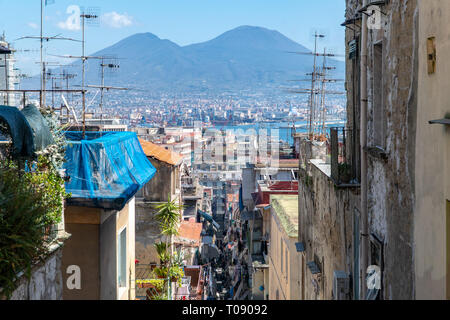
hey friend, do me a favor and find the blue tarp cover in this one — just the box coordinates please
[0,105,53,157]
[64,131,156,210]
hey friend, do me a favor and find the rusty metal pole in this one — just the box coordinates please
[82,13,86,139]
[360,0,369,300]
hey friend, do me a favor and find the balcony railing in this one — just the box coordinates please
[329,127,360,186]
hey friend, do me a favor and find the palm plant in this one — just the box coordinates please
[154,194,183,237]
[154,241,170,267]
[154,194,183,300]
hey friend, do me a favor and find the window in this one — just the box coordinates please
[280,241,284,273]
[118,228,127,288]
[175,167,180,190]
[171,169,176,196]
[427,37,436,75]
[373,42,385,148]
[285,249,289,281]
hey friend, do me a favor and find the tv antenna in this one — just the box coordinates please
[80,7,100,137]
[15,0,81,108]
[287,32,344,138]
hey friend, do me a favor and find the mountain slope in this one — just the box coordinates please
[24,26,345,94]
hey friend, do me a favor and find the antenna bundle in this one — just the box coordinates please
[286,32,345,139]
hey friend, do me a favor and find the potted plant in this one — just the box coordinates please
[137,279,165,291]
[338,162,352,184]
[168,266,184,286]
[154,241,171,267]
[154,267,168,279]
[154,195,184,299]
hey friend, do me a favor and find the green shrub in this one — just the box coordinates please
[0,157,69,298]
[0,107,69,299]
[0,166,56,298]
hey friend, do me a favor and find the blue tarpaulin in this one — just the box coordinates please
[64,131,156,210]
[0,105,53,157]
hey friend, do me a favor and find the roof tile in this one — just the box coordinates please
[139,138,183,166]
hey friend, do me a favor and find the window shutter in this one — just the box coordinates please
[349,39,358,60]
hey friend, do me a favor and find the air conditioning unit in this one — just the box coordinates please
[333,271,350,300]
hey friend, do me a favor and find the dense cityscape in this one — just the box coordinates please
[0,0,449,312]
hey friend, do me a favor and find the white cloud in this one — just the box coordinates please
[57,19,80,31]
[102,12,133,28]
[28,22,38,29]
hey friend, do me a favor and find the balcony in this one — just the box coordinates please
[329,127,360,187]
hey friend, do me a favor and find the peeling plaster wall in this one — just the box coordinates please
[366,0,417,300]
[298,140,359,300]
[8,248,64,300]
[346,0,418,300]
[135,202,162,265]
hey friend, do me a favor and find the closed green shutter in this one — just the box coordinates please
[349,39,358,60]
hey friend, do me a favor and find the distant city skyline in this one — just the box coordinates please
[0,0,345,76]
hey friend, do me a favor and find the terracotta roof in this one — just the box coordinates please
[255,180,298,206]
[267,180,298,191]
[138,138,183,166]
[255,158,299,168]
[177,220,203,245]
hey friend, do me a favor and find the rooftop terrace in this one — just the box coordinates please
[270,194,298,238]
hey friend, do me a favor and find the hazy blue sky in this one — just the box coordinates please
[0,0,346,75]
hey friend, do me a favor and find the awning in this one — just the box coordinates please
[429,119,450,126]
[239,185,244,211]
[358,0,388,13]
[198,209,220,230]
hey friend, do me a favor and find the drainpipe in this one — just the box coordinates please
[360,0,369,299]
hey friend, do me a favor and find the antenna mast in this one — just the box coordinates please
[80,10,99,138]
[40,0,43,107]
[287,32,345,139]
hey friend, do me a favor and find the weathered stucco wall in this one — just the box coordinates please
[8,247,64,300]
[135,202,163,264]
[298,157,359,300]
[139,159,175,202]
[345,0,418,300]
[365,0,418,300]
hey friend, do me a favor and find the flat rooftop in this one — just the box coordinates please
[270,194,298,238]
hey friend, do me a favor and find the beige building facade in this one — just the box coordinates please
[415,0,450,300]
[268,195,300,300]
[62,199,136,300]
